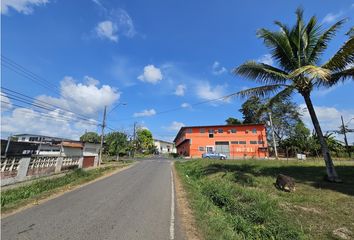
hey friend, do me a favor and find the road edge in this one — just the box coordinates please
[1,162,137,219]
[173,162,202,240]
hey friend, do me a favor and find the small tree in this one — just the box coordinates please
[80,132,100,143]
[105,132,129,157]
[136,129,155,154]
[225,117,243,125]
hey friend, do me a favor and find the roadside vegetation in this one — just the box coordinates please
[1,162,131,213]
[175,159,354,240]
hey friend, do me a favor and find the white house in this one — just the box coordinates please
[153,139,176,154]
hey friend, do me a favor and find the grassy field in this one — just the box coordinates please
[175,159,354,240]
[1,162,131,213]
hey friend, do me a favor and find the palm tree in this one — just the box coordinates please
[233,8,353,182]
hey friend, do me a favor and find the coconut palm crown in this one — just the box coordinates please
[234,8,354,181]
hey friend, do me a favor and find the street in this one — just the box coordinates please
[1,160,184,240]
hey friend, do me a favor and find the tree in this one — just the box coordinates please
[80,132,100,143]
[240,96,263,123]
[234,8,353,181]
[105,132,129,156]
[136,129,155,154]
[225,117,243,125]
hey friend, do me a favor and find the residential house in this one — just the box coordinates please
[153,139,176,154]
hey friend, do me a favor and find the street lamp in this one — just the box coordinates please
[108,102,128,115]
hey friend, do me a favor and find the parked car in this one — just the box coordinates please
[202,152,227,160]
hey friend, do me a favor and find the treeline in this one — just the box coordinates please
[226,96,349,157]
[80,128,157,157]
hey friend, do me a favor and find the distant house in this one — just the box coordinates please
[173,124,268,159]
[14,134,68,144]
[153,139,176,154]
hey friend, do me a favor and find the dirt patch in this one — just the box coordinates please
[173,163,203,240]
[332,227,353,240]
[1,163,136,219]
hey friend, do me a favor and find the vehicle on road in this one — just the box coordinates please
[202,152,227,160]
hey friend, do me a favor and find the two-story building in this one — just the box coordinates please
[173,124,268,159]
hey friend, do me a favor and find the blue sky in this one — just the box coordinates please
[1,0,354,143]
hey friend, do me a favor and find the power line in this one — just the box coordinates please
[1,101,98,126]
[1,87,98,123]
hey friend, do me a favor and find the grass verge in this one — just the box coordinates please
[175,159,354,240]
[1,163,131,214]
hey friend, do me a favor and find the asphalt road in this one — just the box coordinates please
[1,159,184,240]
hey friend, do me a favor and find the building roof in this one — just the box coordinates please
[62,141,83,148]
[173,123,266,143]
[153,139,174,145]
[13,133,74,141]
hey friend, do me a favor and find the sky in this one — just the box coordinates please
[1,0,354,143]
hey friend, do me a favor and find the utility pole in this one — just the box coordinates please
[4,135,12,158]
[99,106,107,166]
[132,122,137,158]
[268,112,278,159]
[341,115,351,158]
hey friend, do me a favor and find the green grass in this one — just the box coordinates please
[175,159,354,240]
[1,163,130,213]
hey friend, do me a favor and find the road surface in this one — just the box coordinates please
[1,159,184,240]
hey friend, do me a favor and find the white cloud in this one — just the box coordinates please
[36,76,120,117]
[1,93,13,112]
[212,61,227,75]
[133,109,156,117]
[181,102,191,108]
[257,54,273,65]
[174,84,186,96]
[93,7,136,42]
[1,0,48,15]
[138,65,163,84]
[165,121,185,131]
[195,81,229,103]
[300,104,354,143]
[322,11,344,24]
[95,20,118,42]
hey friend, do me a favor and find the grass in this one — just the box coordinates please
[1,162,131,213]
[175,159,354,240]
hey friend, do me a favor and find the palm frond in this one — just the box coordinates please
[323,67,354,86]
[289,65,331,81]
[234,61,290,85]
[257,29,297,71]
[266,86,295,107]
[322,36,354,72]
[308,19,347,64]
[236,84,287,99]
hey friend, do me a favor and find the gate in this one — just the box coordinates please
[215,142,230,158]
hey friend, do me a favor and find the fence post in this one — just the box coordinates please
[55,157,63,173]
[78,156,83,169]
[16,157,31,182]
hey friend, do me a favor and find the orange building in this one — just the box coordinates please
[173,124,268,159]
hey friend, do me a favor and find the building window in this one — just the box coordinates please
[218,129,223,133]
[209,133,214,138]
[198,146,205,151]
[250,141,257,144]
[231,129,236,133]
[245,130,249,134]
[258,140,264,144]
[186,128,192,133]
[21,137,26,140]
[231,141,238,144]
[252,128,257,134]
[200,128,206,133]
[239,140,246,144]
[208,129,214,133]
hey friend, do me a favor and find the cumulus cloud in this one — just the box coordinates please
[1,93,13,112]
[133,109,156,117]
[257,54,273,65]
[300,104,354,143]
[37,76,120,117]
[1,108,97,140]
[165,121,185,131]
[1,0,49,15]
[212,61,227,75]
[195,81,229,103]
[174,84,186,96]
[93,7,136,42]
[322,11,344,24]
[138,65,163,84]
[95,20,118,42]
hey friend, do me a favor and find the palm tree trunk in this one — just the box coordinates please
[302,93,341,182]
